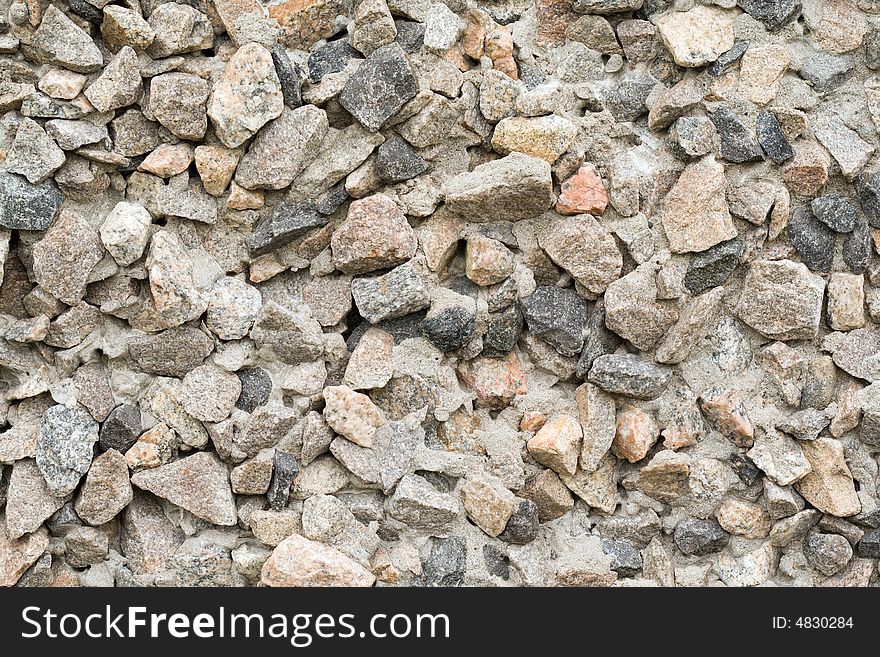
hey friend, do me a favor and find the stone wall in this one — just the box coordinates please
[0,0,878,587]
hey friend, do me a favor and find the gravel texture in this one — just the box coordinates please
[0,0,878,589]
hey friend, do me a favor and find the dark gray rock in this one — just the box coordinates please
[394,20,425,53]
[271,45,302,109]
[800,52,854,93]
[803,531,853,575]
[37,404,99,497]
[674,518,730,556]
[811,195,857,233]
[736,0,801,29]
[482,544,510,579]
[854,170,880,228]
[338,42,419,132]
[858,530,880,558]
[246,199,328,256]
[307,39,363,83]
[416,536,467,586]
[66,0,103,23]
[47,501,82,533]
[587,354,672,400]
[684,237,743,295]
[576,299,622,378]
[375,135,428,183]
[235,367,273,413]
[498,499,539,545]
[728,452,762,486]
[707,41,749,76]
[710,105,763,163]
[605,77,654,122]
[859,410,880,446]
[316,182,350,216]
[787,208,835,272]
[0,172,63,230]
[756,110,793,164]
[843,218,872,274]
[602,538,642,577]
[421,305,476,353]
[266,450,299,511]
[482,305,523,357]
[99,404,142,452]
[867,26,880,70]
[520,286,589,357]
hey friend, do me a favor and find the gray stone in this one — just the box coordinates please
[674,518,730,556]
[36,405,99,498]
[520,286,589,357]
[787,208,835,273]
[756,110,793,164]
[811,195,857,233]
[710,105,763,163]
[376,135,428,183]
[799,52,853,93]
[235,368,273,413]
[99,404,142,453]
[246,199,328,256]
[736,0,800,30]
[843,219,872,274]
[587,354,672,400]
[33,5,103,73]
[498,499,539,545]
[602,538,642,577]
[338,42,418,132]
[803,531,853,576]
[352,262,430,323]
[414,536,466,586]
[683,238,743,295]
[272,44,303,108]
[0,173,62,230]
[267,451,299,510]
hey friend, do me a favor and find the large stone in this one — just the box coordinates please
[83,46,142,113]
[491,115,577,163]
[442,153,553,223]
[33,5,103,73]
[36,405,99,498]
[250,301,324,364]
[520,286,589,357]
[5,118,66,184]
[149,72,210,141]
[795,438,861,517]
[734,260,825,340]
[74,449,133,526]
[235,105,328,190]
[261,533,375,586]
[386,474,461,530]
[656,6,736,67]
[588,354,671,400]
[322,385,385,448]
[538,216,622,295]
[4,459,64,539]
[338,42,418,132]
[130,452,236,525]
[527,415,582,477]
[0,173,62,231]
[673,518,730,555]
[351,262,430,323]
[32,212,104,305]
[604,263,679,351]
[207,42,284,148]
[331,194,417,274]
[660,157,737,254]
[460,477,517,537]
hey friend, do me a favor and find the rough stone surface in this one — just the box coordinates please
[0,0,877,590]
